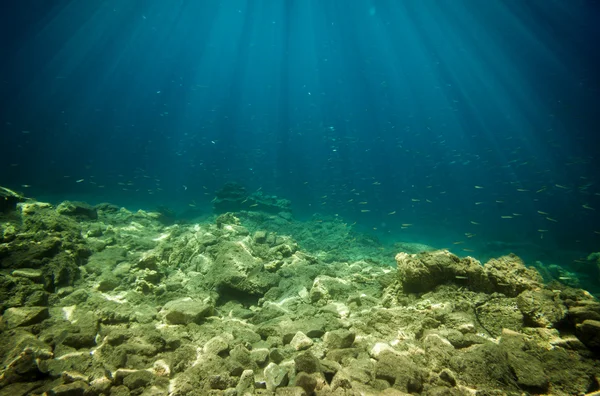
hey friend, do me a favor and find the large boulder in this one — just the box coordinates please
[395,250,542,296]
[206,240,280,297]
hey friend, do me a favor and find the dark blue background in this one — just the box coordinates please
[1,0,599,264]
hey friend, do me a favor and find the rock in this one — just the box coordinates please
[2,307,49,329]
[507,350,548,392]
[290,331,313,351]
[56,201,98,220]
[325,348,359,364]
[369,343,398,360]
[309,275,353,302]
[294,372,318,395]
[254,230,268,244]
[230,344,257,371]
[122,370,155,390]
[0,331,53,387]
[96,274,120,291]
[0,186,26,212]
[294,351,322,374]
[274,387,307,396]
[439,369,457,386]
[475,297,524,337]
[576,319,600,352]
[161,298,214,325]
[204,336,230,355]
[323,329,355,349]
[395,250,487,294]
[517,289,567,328]
[208,374,232,390]
[395,250,542,296]
[264,362,289,391]
[49,380,90,396]
[568,300,600,324]
[330,369,353,391]
[208,240,280,295]
[484,254,544,296]
[236,369,255,395]
[375,352,423,393]
[250,348,270,365]
[11,268,43,283]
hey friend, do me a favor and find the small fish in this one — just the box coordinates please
[411,198,420,202]
[537,211,548,215]
[250,204,259,207]
[470,221,480,225]
[361,209,371,213]
[538,229,548,232]
[546,217,558,222]
[512,213,522,216]
[475,202,483,205]
[474,186,484,189]
[455,276,468,280]
[388,211,396,215]
[347,199,354,203]
[76,179,84,183]
[496,200,504,203]
[401,223,412,227]
[21,184,31,188]
[555,184,568,189]
[516,189,529,192]
[453,241,465,245]
[501,216,513,219]
[582,204,595,211]
[462,248,475,252]
[536,187,547,193]
[359,201,368,204]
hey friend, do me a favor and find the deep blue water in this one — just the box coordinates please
[1,1,599,268]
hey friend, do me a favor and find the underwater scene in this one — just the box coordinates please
[1,1,600,395]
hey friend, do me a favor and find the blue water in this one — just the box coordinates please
[1,1,599,270]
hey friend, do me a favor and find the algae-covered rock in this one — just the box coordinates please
[485,254,543,297]
[0,186,26,212]
[160,297,214,325]
[207,240,280,296]
[516,289,567,328]
[56,200,98,220]
[475,297,524,337]
[576,319,600,352]
[395,250,543,297]
[1,306,49,329]
[395,250,487,293]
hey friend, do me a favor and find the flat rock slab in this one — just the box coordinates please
[2,307,49,329]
